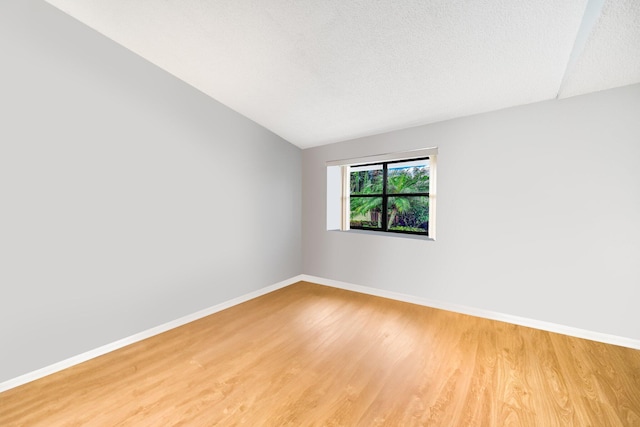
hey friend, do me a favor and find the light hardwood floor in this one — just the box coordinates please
[1,281,640,426]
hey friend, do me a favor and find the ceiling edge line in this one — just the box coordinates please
[555,0,607,99]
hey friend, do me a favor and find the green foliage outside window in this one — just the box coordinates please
[349,159,430,234]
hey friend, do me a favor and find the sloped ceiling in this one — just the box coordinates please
[43,0,640,148]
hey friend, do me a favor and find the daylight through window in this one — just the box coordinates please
[350,157,431,236]
[326,148,437,239]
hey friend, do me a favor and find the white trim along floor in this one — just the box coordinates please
[2,274,638,393]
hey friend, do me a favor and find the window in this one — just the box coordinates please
[350,158,430,235]
[326,148,437,239]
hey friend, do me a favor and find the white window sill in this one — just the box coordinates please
[330,229,435,241]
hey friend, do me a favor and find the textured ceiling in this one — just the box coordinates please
[558,0,640,98]
[43,0,640,148]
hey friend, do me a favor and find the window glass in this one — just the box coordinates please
[349,157,430,236]
[387,159,429,194]
[387,196,429,233]
[350,196,383,230]
[350,164,383,195]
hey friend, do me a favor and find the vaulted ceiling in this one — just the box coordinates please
[44,0,640,148]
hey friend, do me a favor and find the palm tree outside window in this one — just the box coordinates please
[349,158,430,235]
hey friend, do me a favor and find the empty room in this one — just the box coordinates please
[1,0,639,426]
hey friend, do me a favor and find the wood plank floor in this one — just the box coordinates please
[1,281,640,426]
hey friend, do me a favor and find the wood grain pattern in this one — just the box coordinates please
[1,281,639,426]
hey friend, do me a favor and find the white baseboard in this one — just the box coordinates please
[0,275,304,394]
[300,274,640,351]
[4,273,638,394]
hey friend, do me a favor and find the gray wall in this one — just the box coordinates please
[303,83,640,342]
[0,0,301,383]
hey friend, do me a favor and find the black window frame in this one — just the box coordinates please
[349,157,430,236]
